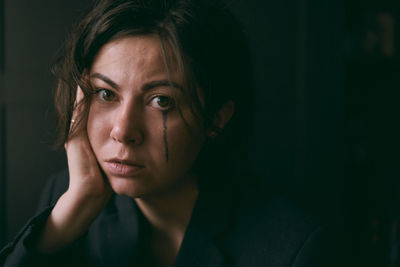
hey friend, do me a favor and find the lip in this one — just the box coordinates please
[104,158,145,177]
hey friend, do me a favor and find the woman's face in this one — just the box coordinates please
[87,35,206,199]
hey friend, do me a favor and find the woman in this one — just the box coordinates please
[1,0,333,266]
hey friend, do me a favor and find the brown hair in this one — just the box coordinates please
[53,0,253,177]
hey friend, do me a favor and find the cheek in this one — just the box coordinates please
[159,113,205,164]
[87,105,112,151]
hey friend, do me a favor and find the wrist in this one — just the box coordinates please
[67,182,112,203]
[36,189,111,253]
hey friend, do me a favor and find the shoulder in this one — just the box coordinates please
[231,177,320,241]
[231,171,318,226]
[226,172,333,266]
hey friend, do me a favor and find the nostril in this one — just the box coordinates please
[110,126,142,145]
[110,109,144,145]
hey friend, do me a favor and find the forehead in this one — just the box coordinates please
[90,35,168,76]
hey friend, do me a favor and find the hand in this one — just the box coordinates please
[65,86,112,199]
[37,87,112,253]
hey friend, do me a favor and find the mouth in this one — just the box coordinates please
[104,158,145,177]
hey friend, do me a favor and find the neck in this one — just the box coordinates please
[135,174,199,242]
[135,175,199,267]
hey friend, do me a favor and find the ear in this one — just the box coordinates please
[208,100,235,138]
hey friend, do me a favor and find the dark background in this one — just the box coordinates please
[0,0,399,265]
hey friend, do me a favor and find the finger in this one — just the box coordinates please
[70,86,86,135]
[75,86,84,107]
[72,86,84,119]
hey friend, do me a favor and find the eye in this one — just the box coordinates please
[150,95,175,110]
[95,89,116,102]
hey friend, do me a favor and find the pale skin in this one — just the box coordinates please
[37,35,234,267]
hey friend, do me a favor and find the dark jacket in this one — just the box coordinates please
[0,170,338,266]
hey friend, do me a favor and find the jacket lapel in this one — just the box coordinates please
[89,194,141,266]
[89,179,235,267]
[174,183,234,267]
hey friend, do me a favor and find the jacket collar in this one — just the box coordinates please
[94,180,235,267]
[174,182,235,267]
[92,194,142,266]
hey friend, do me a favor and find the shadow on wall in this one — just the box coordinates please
[0,0,92,247]
[344,1,400,266]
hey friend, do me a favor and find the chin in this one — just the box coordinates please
[108,176,148,199]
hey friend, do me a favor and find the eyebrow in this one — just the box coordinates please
[142,80,183,92]
[91,73,120,90]
[90,72,183,92]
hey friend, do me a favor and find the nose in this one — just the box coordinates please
[110,102,144,145]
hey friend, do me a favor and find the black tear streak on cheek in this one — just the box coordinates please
[162,110,169,162]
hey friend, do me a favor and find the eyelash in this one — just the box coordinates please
[94,88,116,102]
[149,95,175,110]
